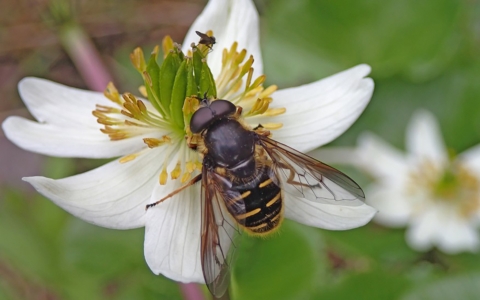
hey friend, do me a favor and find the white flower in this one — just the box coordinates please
[357,110,480,254]
[2,0,375,283]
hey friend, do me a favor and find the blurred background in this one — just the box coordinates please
[1,0,480,299]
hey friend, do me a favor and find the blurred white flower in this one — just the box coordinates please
[357,110,480,253]
[2,0,375,283]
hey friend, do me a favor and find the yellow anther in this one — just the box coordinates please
[171,162,182,179]
[250,75,266,89]
[139,86,148,98]
[181,172,191,183]
[143,136,171,148]
[121,110,135,119]
[97,118,121,126]
[260,85,278,98]
[240,56,254,77]
[137,100,147,113]
[151,45,160,56]
[95,105,121,114]
[183,97,200,115]
[264,107,286,117]
[186,161,196,173]
[124,120,149,127]
[130,47,146,73]
[159,168,168,185]
[261,123,283,130]
[195,161,203,170]
[235,49,247,65]
[104,82,122,105]
[119,153,138,164]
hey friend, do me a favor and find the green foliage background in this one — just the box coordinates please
[1,0,480,299]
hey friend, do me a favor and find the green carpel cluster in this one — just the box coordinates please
[130,35,217,132]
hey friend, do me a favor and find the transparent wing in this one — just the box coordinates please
[201,167,243,298]
[258,136,365,206]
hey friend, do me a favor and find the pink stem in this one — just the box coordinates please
[58,24,112,92]
[179,283,206,300]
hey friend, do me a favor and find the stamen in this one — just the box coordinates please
[213,42,285,129]
[159,168,168,185]
[181,172,191,183]
[139,86,148,98]
[186,161,196,173]
[261,123,283,130]
[130,47,147,73]
[143,136,172,148]
[119,153,138,163]
[408,159,480,219]
[104,82,122,105]
[171,161,182,179]
[264,107,287,117]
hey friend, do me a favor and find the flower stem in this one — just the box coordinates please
[58,24,112,92]
[179,283,206,300]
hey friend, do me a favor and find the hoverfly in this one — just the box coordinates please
[146,98,365,297]
[195,30,216,50]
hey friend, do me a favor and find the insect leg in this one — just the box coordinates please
[145,174,202,210]
[233,106,243,119]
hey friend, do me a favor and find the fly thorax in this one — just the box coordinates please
[204,119,255,168]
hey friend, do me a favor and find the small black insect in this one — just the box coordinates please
[147,97,365,297]
[195,30,216,50]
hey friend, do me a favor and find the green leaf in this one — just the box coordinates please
[264,0,462,81]
[315,266,411,300]
[232,220,325,300]
[401,273,480,300]
[323,225,417,263]
[0,192,59,283]
[61,219,144,279]
[170,59,188,129]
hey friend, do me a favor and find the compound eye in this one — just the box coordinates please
[210,100,236,117]
[190,107,214,133]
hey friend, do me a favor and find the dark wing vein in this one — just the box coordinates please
[258,136,365,205]
[201,168,242,298]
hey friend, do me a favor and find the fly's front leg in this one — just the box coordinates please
[233,106,243,119]
[146,174,202,210]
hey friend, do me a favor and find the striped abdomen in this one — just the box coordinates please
[232,165,283,235]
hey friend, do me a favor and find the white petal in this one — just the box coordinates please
[182,0,263,78]
[18,77,112,129]
[406,206,479,253]
[406,209,443,251]
[144,180,204,283]
[406,110,448,165]
[366,185,412,227]
[284,195,376,230]
[437,218,479,253]
[459,144,480,178]
[5,78,168,158]
[23,147,166,229]
[2,116,149,158]
[260,64,373,153]
[357,132,408,185]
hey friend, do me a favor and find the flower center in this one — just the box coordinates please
[92,31,285,185]
[408,159,480,217]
